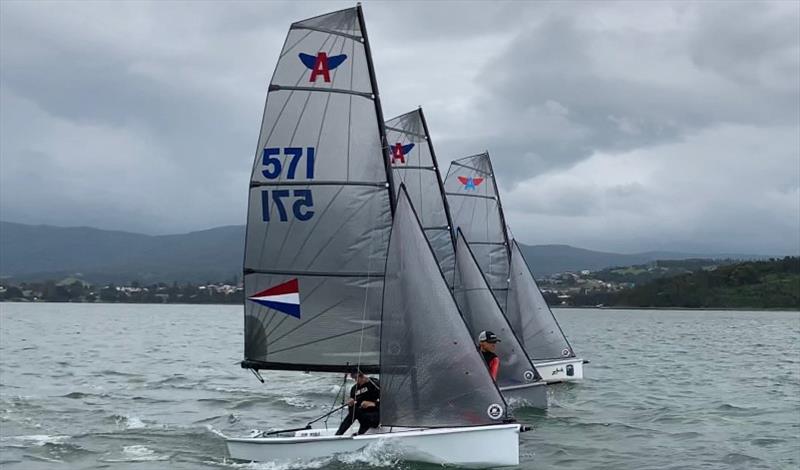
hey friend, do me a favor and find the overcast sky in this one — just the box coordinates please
[1,0,798,255]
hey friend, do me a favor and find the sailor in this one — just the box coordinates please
[478,330,501,381]
[335,371,380,435]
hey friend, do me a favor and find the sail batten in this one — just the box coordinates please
[243,6,392,373]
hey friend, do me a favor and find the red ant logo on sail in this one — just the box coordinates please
[299,53,347,82]
[390,143,415,165]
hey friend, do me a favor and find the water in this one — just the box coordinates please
[1,303,798,469]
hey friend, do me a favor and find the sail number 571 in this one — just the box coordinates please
[260,147,316,222]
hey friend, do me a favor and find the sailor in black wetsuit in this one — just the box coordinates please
[335,372,380,435]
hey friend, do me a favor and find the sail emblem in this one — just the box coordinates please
[298,52,347,82]
[457,176,484,190]
[391,143,415,164]
[248,279,301,318]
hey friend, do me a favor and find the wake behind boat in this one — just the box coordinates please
[226,5,526,467]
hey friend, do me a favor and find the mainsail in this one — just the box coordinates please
[242,6,394,373]
[380,187,508,427]
[507,240,575,360]
[453,230,541,386]
[444,152,510,311]
[385,108,455,286]
[445,152,576,361]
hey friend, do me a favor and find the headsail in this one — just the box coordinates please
[243,6,393,373]
[507,240,575,360]
[444,152,510,311]
[385,108,455,286]
[380,187,508,427]
[454,230,541,385]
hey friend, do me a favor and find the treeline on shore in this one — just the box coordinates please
[0,280,243,304]
[2,257,797,309]
[564,257,799,309]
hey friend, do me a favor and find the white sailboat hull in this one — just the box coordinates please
[534,357,584,383]
[226,423,521,467]
[500,381,548,409]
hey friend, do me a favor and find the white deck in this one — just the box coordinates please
[534,357,585,383]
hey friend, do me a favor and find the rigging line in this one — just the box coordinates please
[346,26,355,180]
[271,34,347,267]
[267,324,377,355]
[255,32,337,265]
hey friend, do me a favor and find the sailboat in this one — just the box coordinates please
[385,108,547,407]
[226,6,525,467]
[444,152,586,383]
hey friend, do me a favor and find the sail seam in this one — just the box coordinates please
[244,268,385,277]
[450,160,490,175]
[444,191,495,201]
[392,165,436,170]
[269,84,373,100]
[291,24,362,42]
[268,324,377,355]
[250,181,386,188]
[384,125,426,138]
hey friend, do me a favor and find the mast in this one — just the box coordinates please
[484,151,511,260]
[357,3,396,215]
[419,107,456,253]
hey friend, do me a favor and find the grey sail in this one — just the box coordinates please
[453,230,541,386]
[444,152,510,311]
[242,6,393,373]
[385,108,455,287]
[508,240,575,360]
[380,187,508,428]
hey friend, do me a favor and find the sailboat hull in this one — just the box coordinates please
[226,423,521,467]
[534,357,585,383]
[500,381,548,409]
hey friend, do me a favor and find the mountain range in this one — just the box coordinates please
[0,221,770,284]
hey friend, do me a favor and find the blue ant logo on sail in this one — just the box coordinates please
[259,147,316,222]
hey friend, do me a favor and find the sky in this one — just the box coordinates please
[1,0,798,255]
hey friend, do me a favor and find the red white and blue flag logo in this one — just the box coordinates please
[248,279,301,318]
[457,176,484,190]
[299,52,347,83]
[391,142,414,164]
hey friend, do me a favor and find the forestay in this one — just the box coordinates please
[385,108,455,287]
[444,153,510,311]
[380,188,509,428]
[453,230,541,386]
[242,6,393,373]
[507,240,575,360]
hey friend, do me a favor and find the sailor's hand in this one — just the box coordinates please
[360,401,375,409]
[347,398,355,407]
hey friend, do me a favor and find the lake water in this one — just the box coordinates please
[0,303,798,469]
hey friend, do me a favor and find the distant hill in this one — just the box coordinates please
[0,221,244,284]
[517,244,767,276]
[0,221,769,284]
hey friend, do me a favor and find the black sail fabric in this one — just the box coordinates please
[385,109,455,287]
[380,188,508,428]
[453,230,541,385]
[243,6,392,372]
[508,240,575,360]
[444,153,510,311]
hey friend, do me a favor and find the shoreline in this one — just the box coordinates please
[1,300,797,312]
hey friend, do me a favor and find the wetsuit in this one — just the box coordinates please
[482,350,500,381]
[335,378,380,435]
